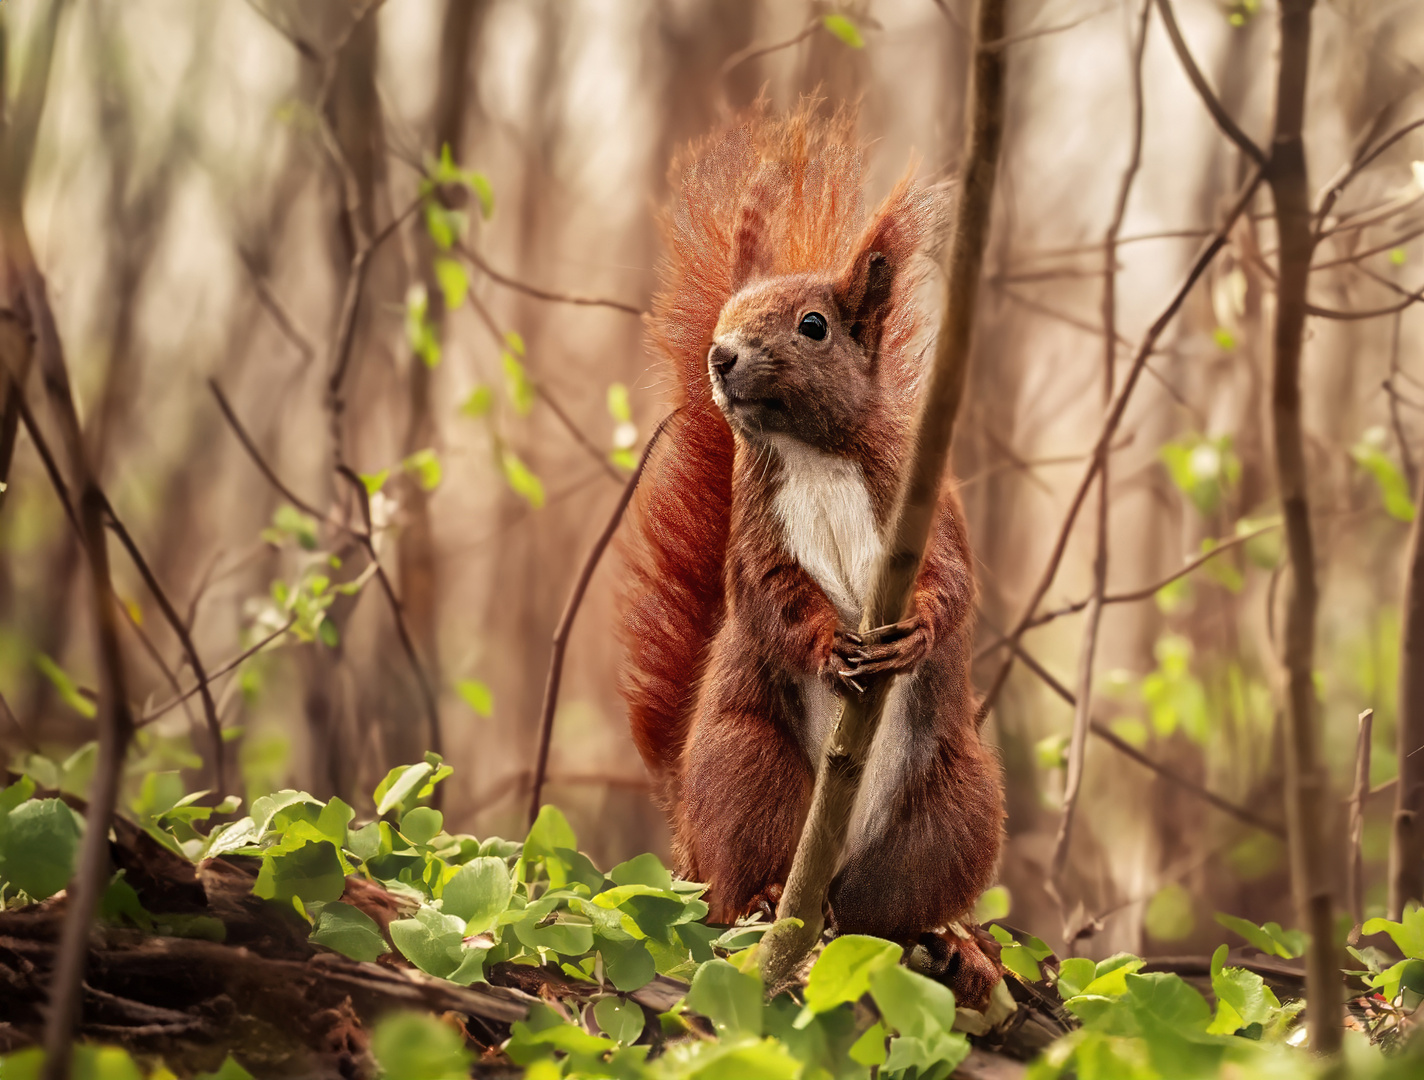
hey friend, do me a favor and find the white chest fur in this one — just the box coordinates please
[767,436,883,624]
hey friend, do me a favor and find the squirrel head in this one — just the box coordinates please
[706,185,912,453]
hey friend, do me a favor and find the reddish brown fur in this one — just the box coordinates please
[616,108,1003,1002]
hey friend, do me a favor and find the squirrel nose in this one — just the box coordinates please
[708,343,738,377]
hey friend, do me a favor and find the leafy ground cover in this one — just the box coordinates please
[0,757,1420,1078]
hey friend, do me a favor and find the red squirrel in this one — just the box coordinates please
[617,109,1004,1005]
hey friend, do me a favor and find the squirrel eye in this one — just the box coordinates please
[798,312,828,341]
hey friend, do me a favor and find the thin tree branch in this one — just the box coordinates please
[1049,0,1151,913]
[1390,465,1424,917]
[455,240,643,315]
[717,16,819,113]
[527,411,678,826]
[1268,0,1338,1053]
[975,164,1266,724]
[982,2,1115,52]
[1305,282,1424,321]
[1315,115,1424,231]
[1349,709,1374,928]
[1154,0,1267,166]
[986,623,1288,837]
[140,617,295,727]
[1387,315,1417,495]
[761,0,1010,992]
[335,466,444,770]
[465,287,624,483]
[236,248,318,362]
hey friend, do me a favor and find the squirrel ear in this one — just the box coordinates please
[729,165,780,292]
[834,242,898,353]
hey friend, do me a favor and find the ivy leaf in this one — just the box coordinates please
[455,679,493,717]
[800,934,902,1020]
[593,997,645,1045]
[822,13,865,48]
[609,852,673,891]
[400,806,444,846]
[1056,956,1097,999]
[310,901,390,962]
[402,448,443,492]
[1362,907,1424,959]
[597,934,656,991]
[254,840,347,904]
[1215,913,1306,959]
[0,798,83,900]
[390,903,468,978]
[513,911,595,956]
[441,857,513,934]
[687,958,763,1036]
[501,449,545,509]
[375,762,435,816]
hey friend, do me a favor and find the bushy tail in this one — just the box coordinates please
[616,104,940,784]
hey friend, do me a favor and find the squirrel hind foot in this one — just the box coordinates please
[907,924,1004,1013]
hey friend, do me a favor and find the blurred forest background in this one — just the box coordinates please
[3,0,1424,967]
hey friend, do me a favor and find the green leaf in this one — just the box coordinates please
[1215,912,1306,959]
[501,449,545,509]
[423,202,465,251]
[502,352,536,415]
[687,958,763,1036]
[849,1020,889,1066]
[822,13,865,48]
[459,385,494,419]
[253,841,347,904]
[318,618,339,648]
[504,330,526,356]
[455,678,493,717]
[598,934,656,991]
[468,172,494,219]
[802,934,902,1017]
[390,904,468,978]
[869,963,959,1039]
[1000,941,1044,983]
[610,852,673,891]
[370,1011,471,1080]
[100,872,153,931]
[972,885,1010,923]
[0,798,82,900]
[1144,882,1195,942]
[400,806,444,846]
[593,996,645,1045]
[607,382,632,424]
[375,762,435,816]
[1213,326,1237,351]
[440,857,513,934]
[359,469,389,496]
[1056,956,1097,999]
[33,654,96,718]
[402,448,443,492]
[310,901,390,962]
[1362,907,1424,959]
[1351,427,1415,521]
[513,911,594,956]
[194,1056,257,1080]
[433,257,468,310]
[1390,246,1407,266]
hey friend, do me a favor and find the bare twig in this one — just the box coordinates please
[140,617,295,727]
[975,164,1267,723]
[1349,709,1374,927]
[760,0,1010,992]
[455,240,643,315]
[1048,0,1151,912]
[1315,115,1424,232]
[1154,0,1267,166]
[336,467,444,770]
[1387,315,1417,495]
[1305,282,1424,321]
[982,2,1115,52]
[527,412,678,826]
[717,16,819,113]
[209,378,337,526]
[981,620,1288,837]
[465,287,624,483]
[973,523,1281,657]
[100,503,226,793]
[236,248,318,362]
[1267,0,1338,1053]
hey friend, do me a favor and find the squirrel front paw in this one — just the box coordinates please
[838,614,932,682]
[821,627,867,694]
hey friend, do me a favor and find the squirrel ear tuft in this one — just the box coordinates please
[835,240,900,352]
[729,164,781,292]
